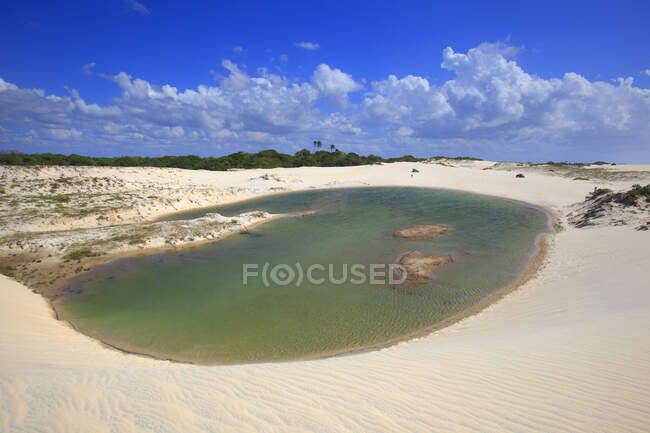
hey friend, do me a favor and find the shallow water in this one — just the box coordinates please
[57,187,551,364]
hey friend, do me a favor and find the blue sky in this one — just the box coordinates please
[1,0,649,162]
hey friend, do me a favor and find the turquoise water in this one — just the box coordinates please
[57,187,551,364]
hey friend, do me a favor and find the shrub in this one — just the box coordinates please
[588,184,650,206]
[64,248,98,260]
[590,188,612,198]
[614,184,650,206]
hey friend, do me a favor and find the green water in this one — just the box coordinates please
[57,187,551,364]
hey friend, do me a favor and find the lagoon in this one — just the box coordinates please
[56,187,551,364]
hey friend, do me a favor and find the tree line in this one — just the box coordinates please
[0,149,482,171]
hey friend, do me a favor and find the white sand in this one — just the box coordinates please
[1,162,649,432]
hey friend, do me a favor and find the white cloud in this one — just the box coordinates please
[233,46,244,53]
[1,42,649,160]
[48,128,82,139]
[45,60,331,143]
[396,126,414,136]
[362,42,650,153]
[312,64,362,108]
[170,126,184,137]
[81,62,96,75]
[126,0,149,15]
[0,78,17,91]
[279,54,288,63]
[644,69,650,76]
[294,42,320,51]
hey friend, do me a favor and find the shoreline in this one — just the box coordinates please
[47,187,555,366]
[45,210,315,300]
[38,214,282,299]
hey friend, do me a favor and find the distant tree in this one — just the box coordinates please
[330,144,336,152]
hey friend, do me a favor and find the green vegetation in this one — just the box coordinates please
[34,194,71,203]
[589,184,650,205]
[428,155,483,161]
[592,161,610,165]
[590,188,613,197]
[614,184,650,205]
[573,177,590,181]
[104,194,124,201]
[0,268,15,278]
[64,248,99,261]
[541,161,588,167]
[0,150,481,170]
[533,160,615,167]
[128,238,145,245]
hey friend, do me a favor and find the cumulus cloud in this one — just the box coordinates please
[0,78,120,128]
[294,41,319,51]
[312,64,362,108]
[0,60,364,151]
[0,43,649,159]
[645,69,650,76]
[279,54,288,63]
[362,42,650,154]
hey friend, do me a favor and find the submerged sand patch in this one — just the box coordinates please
[397,251,454,282]
[393,224,448,240]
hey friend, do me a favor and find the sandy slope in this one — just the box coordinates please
[1,162,649,432]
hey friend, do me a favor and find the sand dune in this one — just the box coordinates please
[1,162,649,432]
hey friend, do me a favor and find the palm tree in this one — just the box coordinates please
[330,144,336,152]
[316,140,322,151]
